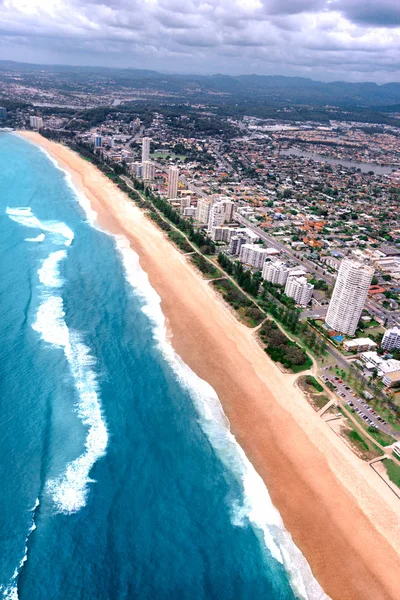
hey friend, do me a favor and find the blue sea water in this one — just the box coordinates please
[0,133,326,600]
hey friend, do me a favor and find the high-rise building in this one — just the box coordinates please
[325,259,374,336]
[381,327,400,351]
[208,198,234,230]
[0,107,7,118]
[93,134,102,147]
[180,196,191,213]
[210,226,234,243]
[239,244,269,269]
[229,234,248,256]
[142,137,151,162]
[29,116,43,129]
[284,276,314,307]
[168,166,179,199]
[142,161,155,181]
[196,199,212,225]
[131,162,143,178]
[262,259,290,285]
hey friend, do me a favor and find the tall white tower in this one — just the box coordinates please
[142,137,151,162]
[168,166,179,199]
[325,259,374,336]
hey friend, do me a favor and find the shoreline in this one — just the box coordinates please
[18,132,400,600]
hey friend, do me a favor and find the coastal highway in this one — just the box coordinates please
[235,214,399,327]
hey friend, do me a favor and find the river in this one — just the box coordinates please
[279,147,397,175]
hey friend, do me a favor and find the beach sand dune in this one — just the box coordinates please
[20,132,400,600]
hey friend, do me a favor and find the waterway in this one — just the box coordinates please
[280,147,397,175]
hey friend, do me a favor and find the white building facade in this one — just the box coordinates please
[196,199,212,225]
[142,161,155,181]
[381,327,400,351]
[207,199,234,230]
[168,166,179,199]
[141,137,151,162]
[284,276,314,306]
[262,260,291,286]
[325,259,374,336]
[239,244,269,269]
[30,116,43,129]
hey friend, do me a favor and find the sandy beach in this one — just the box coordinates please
[19,132,400,599]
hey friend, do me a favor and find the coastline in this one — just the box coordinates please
[18,132,400,599]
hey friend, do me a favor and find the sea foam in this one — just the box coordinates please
[114,235,329,600]
[7,205,108,515]
[6,206,74,247]
[32,278,108,514]
[0,499,39,600]
[10,143,328,598]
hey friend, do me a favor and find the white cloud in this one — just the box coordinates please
[0,0,399,81]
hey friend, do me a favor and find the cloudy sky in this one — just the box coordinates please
[0,0,399,82]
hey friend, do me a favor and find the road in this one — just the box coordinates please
[322,370,398,439]
[235,214,399,327]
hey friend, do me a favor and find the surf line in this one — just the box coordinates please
[7,207,108,514]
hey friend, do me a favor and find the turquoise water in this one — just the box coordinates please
[0,134,324,599]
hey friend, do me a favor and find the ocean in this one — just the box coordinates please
[0,133,326,600]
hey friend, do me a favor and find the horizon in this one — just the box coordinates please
[1,57,400,88]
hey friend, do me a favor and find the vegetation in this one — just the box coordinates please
[217,253,262,296]
[384,460,400,489]
[304,375,324,392]
[167,230,193,253]
[348,430,370,452]
[190,254,221,279]
[367,427,397,447]
[211,279,264,327]
[259,321,312,372]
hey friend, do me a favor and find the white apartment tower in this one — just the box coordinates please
[142,161,155,181]
[239,244,269,269]
[262,260,291,286]
[29,116,43,129]
[229,234,248,256]
[325,259,374,336]
[196,199,212,225]
[168,166,179,199]
[381,327,400,351]
[180,196,191,213]
[141,137,151,162]
[208,199,234,230]
[285,276,314,307]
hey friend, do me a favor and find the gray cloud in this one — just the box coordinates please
[0,0,398,82]
[334,0,400,28]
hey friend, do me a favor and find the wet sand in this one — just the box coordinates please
[19,132,400,600]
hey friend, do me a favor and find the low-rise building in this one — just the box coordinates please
[360,352,400,375]
[382,371,400,388]
[343,338,377,353]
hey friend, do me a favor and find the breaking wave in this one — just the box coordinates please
[114,235,328,600]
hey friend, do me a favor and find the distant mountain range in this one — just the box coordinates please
[1,60,400,109]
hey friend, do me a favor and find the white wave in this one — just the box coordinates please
[114,234,328,600]
[6,206,74,247]
[38,250,67,288]
[26,233,45,243]
[0,499,39,600]
[33,293,108,514]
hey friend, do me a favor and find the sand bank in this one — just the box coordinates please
[19,132,400,600]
